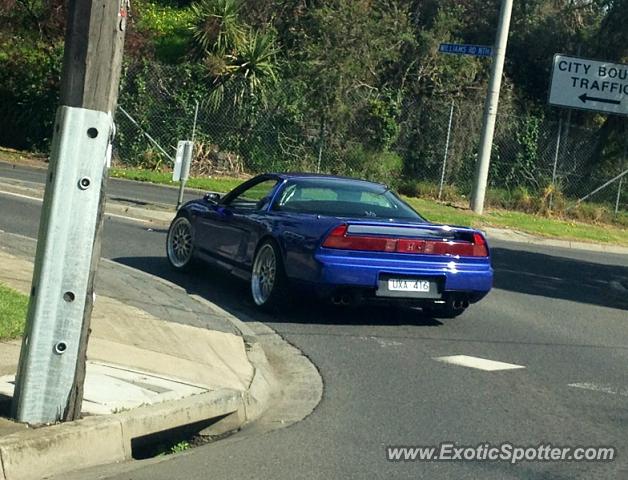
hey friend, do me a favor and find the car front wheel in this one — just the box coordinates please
[166,216,195,271]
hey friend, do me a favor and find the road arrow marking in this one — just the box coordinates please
[433,355,525,371]
[578,93,621,105]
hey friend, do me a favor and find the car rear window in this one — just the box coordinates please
[274,179,423,220]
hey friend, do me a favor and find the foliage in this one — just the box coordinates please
[134,0,195,62]
[169,441,191,454]
[1,0,627,208]
[189,0,245,57]
[342,145,403,185]
[0,39,62,150]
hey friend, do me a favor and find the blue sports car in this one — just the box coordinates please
[166,173,493,318]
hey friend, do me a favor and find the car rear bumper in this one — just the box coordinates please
[313,248,493,300]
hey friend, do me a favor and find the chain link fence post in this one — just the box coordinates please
[438,101,455,200]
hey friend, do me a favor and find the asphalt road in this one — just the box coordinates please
[1,166,627,480]
[0,160,201,208]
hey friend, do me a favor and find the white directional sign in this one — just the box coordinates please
[549,54,628,116]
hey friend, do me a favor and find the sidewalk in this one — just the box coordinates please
[0,231,277,480]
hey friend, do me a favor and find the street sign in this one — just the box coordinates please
[549,54,628,116]
[439,43,493,58]
[173,140,193,182]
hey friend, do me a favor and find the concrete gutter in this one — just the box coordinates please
[0,365,278,480]
[0,389,242,480]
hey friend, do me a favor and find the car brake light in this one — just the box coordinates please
[472,232,489,257]
[322,225,489,257]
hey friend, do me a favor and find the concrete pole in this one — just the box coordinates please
[470,0,513,214]
[12,0,128,424]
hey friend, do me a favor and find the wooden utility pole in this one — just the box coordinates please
[12,0,128,424]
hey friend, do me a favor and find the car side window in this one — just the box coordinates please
[227,179,279,211]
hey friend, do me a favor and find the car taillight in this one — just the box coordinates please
[322,225,489,257]
[472,232,489,257]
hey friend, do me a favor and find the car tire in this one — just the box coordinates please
[423,298,467,319]
[166,216,196,271]
[251,239,286,311]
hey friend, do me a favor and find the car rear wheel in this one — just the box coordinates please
[251,240,286,310]
[166,216,195,271]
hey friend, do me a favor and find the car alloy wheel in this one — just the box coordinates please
[251,243,278,306]
[167,216,194,269]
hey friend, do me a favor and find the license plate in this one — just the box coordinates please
[388,279,430,292]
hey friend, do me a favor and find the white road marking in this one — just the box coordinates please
[568,382,628,397]
[0,190,42,203]
[0,189,152,224]
[105,212,152,224]
[433,355,526,371]
[357,336,403,347]
[372,337,403,348]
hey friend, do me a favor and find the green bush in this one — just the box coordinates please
[343,145,403,185]
[134,0,195,63]
[0,41,63,151]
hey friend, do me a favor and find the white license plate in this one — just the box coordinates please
[388,279,430,292]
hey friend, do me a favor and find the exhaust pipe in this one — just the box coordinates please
[331,293,352,306]
[452,298,469,310]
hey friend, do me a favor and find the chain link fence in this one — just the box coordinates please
[114,62,627,218]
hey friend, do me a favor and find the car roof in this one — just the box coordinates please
[271,172,388,189]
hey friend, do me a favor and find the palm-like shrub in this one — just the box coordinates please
[190,0,246,58]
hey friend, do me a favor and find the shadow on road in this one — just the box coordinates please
[113,256,443,327]
[492,247,628,311]
[114,244,628,329]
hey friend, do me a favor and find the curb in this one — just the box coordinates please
[0,389,242,480]
[0,236,278,480]
[484,226,628,255]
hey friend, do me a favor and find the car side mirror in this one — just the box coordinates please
[204,192,221,203]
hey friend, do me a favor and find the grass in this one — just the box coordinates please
[109,167,245,193]
[405,198,628,246]
[1,146,625,247]
[0,284,27,340]
[112,168,627,246]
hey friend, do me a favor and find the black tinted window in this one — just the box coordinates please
[275,179,423,220]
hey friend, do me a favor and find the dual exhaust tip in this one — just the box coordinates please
[331,293,352,306]
[451,298,470,310]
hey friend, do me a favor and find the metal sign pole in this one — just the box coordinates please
[176,141,194,209]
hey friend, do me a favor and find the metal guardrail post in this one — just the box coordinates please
[12,108,112,424]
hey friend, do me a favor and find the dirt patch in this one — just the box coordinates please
[0,147,48,169]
